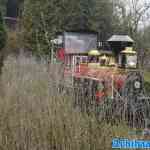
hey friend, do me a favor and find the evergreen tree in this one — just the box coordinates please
[0,0,7,15]
[21,0,78,55]
[0,11,6,50]
[21,0,118,56]
[0,10,6,74]
[92,0,115,40]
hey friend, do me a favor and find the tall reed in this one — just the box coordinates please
[0,55,131,150]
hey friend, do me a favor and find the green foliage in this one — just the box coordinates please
[22,0,59,56]
[139,26,150,50]
[144,72,150,94]
[144,81,150,94]
[0,11,6,50]
[21,0,150,58]
[21,0,116,57]
[92,0,115,40]
[0,0,7,15]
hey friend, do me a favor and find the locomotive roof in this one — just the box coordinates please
[64,32,98,54]
[107,35,134,43]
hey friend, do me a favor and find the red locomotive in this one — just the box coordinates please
[56,31,149,127]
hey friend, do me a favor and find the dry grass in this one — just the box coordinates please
[0,55,132,150]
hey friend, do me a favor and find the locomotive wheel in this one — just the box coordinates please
[73,77,98,113]
[73,77,88,111]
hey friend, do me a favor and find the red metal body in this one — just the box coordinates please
[64,64,127,100]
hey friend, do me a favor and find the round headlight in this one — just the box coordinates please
[134,81,141,89]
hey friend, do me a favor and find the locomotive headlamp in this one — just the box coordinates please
[134,81,141,89]
[128,61,136,67]
[126,55,137,68]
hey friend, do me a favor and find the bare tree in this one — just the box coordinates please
[114,0,150,37]
[128,0,150,35]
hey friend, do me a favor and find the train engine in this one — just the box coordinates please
[56,31,150,127]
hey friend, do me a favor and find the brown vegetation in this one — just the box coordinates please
[0,55,134,150]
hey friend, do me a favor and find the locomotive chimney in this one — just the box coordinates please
[107,35,134,63]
